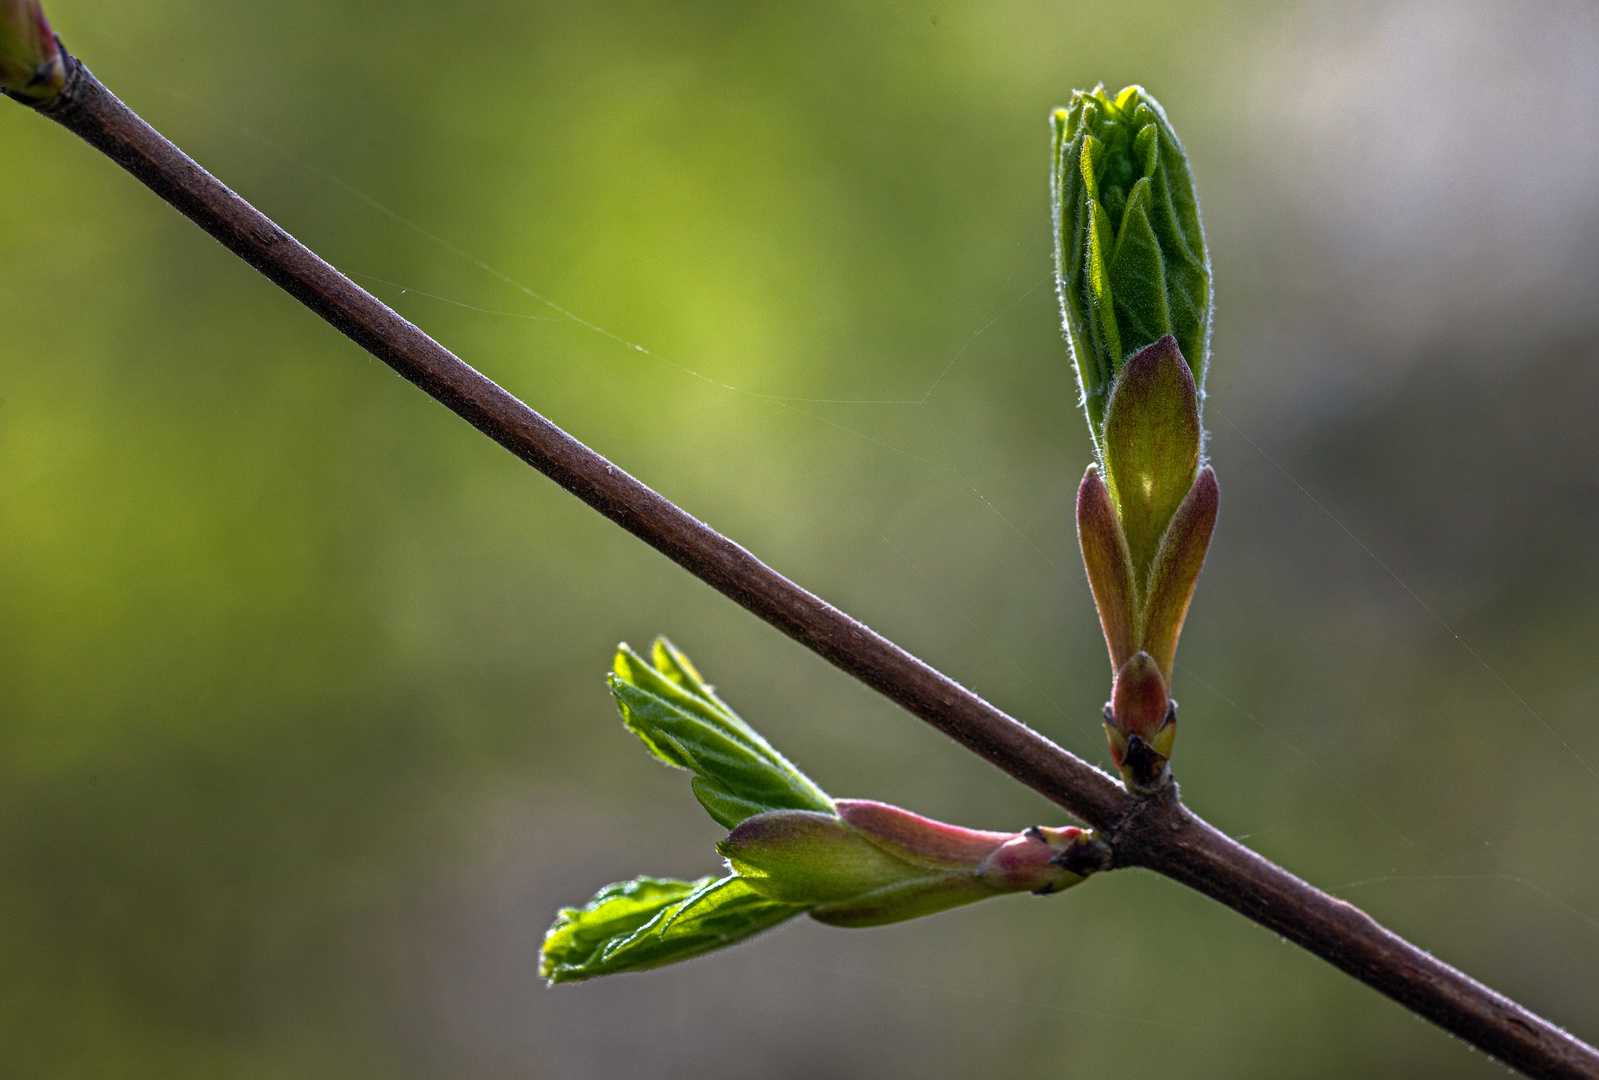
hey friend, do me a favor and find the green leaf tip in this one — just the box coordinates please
[540,874,805,984]
[1053,85,1210,450]
[608,637,833,829]
[0,0,63,103]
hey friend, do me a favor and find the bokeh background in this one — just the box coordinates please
[3,0,1598,1076]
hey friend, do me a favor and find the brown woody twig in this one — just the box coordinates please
[15,55,1599,1080]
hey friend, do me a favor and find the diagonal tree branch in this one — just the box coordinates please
[13,55,1598,1080]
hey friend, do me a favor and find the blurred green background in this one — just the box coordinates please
[3,0,1598,1076]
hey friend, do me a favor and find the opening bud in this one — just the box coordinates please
[543,640,1113,981]
[1074,339,1217,786]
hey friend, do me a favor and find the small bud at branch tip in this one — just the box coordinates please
[0,0,63,103]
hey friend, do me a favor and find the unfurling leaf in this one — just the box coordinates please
[610,637,833,828]
[542,642,1110,981]
[1053,84,1210,448]
[541,875,804,984]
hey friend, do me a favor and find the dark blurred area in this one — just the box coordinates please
[2,0,1596,1076]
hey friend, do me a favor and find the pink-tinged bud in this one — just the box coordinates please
[975,824,1100,895]
[1107,650,1175,791]
[836,800,1100,895]
[833,799,1014,869]
[1111,651,1168,743]
[720,804,1108,928]
[0,0,63,103]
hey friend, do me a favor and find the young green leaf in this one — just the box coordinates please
[609,638,833,828]
[541,876,706,982]
[541,874,805,984]
[1053,84,1210,449]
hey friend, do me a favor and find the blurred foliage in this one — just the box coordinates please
[2,0,1597,1076]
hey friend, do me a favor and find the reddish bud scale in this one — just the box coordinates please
[719,801,1106,928]
[832,799,1013,868]
[1077,465,1138,672]
[1111,652,1167,745]
[1106,651,1175,792]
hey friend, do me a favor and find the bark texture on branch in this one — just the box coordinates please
[19,57,1599,1080]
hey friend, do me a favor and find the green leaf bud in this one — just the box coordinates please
[1052,85,1210,448]
[0,0,63,103]
[1058,89,1216,785]
[1101,334,1201,587]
